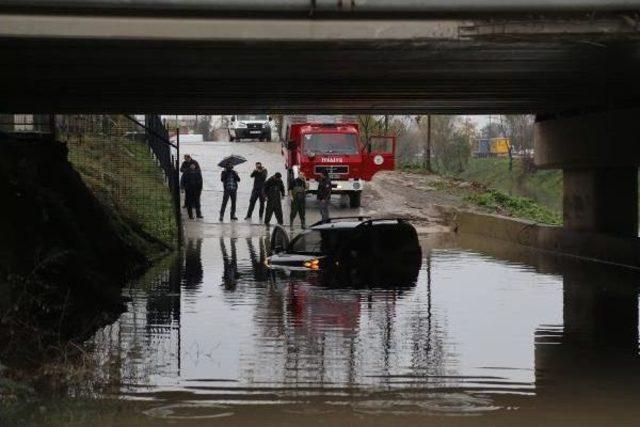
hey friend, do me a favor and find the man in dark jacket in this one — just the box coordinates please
[263,172,285,226]
[180,154,200,173]
[180,154,201,208]
[220,162,240,221]
[245,162,267,220]
[317,169,332,223]
[289,171,308,228]
[181,163,203,219]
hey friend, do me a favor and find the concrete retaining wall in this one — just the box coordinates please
[455,211,640,268]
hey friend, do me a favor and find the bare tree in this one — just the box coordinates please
[499,115,535,172]
[498,115,534,156]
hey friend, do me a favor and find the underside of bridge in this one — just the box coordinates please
[1,1,640,263]
[0,2,640,114]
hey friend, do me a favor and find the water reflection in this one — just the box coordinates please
[532,263,640,422]
[183,238,203,293]
[88,234,640,421]
[245,237,269,282]
[220,238,240,291]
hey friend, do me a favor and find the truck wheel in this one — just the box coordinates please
[349,192,361,208]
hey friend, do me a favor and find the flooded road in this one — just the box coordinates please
[8,141,640,426]
[83,231,640,427]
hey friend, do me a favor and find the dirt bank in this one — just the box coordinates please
[0,135,166,364]
[244,142,557,231]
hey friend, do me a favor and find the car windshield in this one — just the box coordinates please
[303,133,358,155]
[238,115,267,121]
[290,229,353,254]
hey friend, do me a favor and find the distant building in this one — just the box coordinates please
[473,137,510,158]
[0,114,51,133]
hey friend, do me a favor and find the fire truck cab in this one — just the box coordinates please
[281,116,395,208]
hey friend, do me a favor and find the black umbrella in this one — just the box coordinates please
[218,154,247,168]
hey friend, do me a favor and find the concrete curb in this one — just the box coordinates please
[455,210,640,268]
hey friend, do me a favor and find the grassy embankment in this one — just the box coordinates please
[403,157,562,225]
[0,132,176,355]
[0,131,177,421]
[68,135,177,252]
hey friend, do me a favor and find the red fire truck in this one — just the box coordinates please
[280,115,396,208]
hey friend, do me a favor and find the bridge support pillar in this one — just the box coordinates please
[535,109,640,238]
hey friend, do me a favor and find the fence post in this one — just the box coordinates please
[175,128,183,246]
[48,114,56,141]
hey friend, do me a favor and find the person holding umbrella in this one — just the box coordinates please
[263,172,286,226]
[219,161,241,221]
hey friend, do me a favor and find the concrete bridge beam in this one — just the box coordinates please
[535,109,640,238]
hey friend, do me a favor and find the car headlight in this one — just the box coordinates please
[237,122,247,128]
[303,259,320,270]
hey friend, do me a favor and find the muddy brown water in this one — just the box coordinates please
[63,229,639,427]
[6,142,640,426]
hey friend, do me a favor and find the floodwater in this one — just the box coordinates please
[8,141,640,426]
[79,231,640,427]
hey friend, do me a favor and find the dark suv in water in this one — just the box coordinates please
[266,217,422,286]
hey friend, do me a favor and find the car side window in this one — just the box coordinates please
[371,224,413,254]
[343,226,372,258]
[290,230,323,253]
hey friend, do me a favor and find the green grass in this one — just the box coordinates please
[456,157,562,212]
[466,189,561,225]
[400,158,562,225]
[68,135,177,253]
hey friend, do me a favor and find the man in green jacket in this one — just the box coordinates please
[289,171,308,228]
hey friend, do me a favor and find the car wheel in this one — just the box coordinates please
[349,192,361,208]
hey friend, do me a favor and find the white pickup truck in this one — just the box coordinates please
[228,114,272,142]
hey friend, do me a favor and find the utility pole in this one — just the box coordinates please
[426,115,432,173]
[416,115,432,172]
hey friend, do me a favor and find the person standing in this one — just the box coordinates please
[245,162,268,220]
[220,162,240,221]
[181,163,203,219]
[317,169,332,224]
[289,171,308,228]
[180,154,200,173]
[263,172,285,226]
[180,154,201,208]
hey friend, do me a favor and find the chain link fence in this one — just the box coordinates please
[56,115,179,248]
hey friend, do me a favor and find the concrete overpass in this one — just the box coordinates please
[1,1,640,114]
[1,1,640,261]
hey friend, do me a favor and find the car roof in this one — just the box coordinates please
[310,221,363,230]
[309,219,405,231]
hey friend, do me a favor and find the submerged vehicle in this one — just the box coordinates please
[266,217,422,287]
